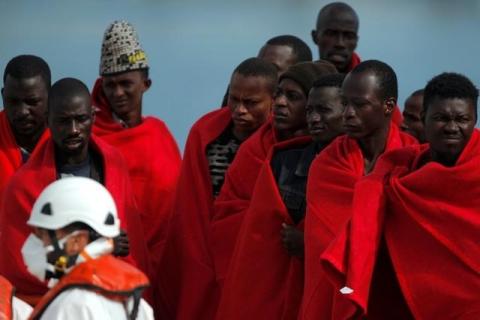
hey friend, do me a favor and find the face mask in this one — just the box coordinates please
[22,232,114,284]
[21,234,53,282]
[21,232,78,284]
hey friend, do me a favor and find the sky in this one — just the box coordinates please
[1,0,480,149]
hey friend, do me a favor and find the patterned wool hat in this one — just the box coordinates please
[99,20,149,76]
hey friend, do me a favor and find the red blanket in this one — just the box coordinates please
[157,107,232,320]
[212,119,278,284]
[216,136,311,320]
[300,124,417,319]
[92,78,181,270]
[0,111,49,193]
[0,136,149,305]
[0,111,21,192]
[347,52,361,72]
[322,129,480,319]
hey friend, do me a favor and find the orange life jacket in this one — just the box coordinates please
[29,255,149,320]
[0,276,13,320]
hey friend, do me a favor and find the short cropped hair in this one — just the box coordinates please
[423,72,478,118]
[232,57,278,94]
[350,59,397,101]
[312,73,345,90]
[266,35,313,63]
[3,55,51,87]
[48,78,91,111]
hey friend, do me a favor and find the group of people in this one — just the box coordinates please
[0,1,478,319]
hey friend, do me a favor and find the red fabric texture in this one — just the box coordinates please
[216,136,311,320]
[92,78,181,271]
[0,136,150,305]
[322,129,480,319]
[346,52,361,72]
[0,111,49,194]
[0,276,13,320]
[211,119,278,285]
[157,108,232,320]
[300,124,417,320]
[0,111,22,193]
[30,255,149,320]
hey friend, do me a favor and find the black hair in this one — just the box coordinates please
[316,2,359,30]
[265,35,313,62]
[409,89,424,97]
[63,222,100,242]
[423,72,478,118]
[3,54,51,87]
[48,78,91,112]
[350,59,398,101]
[232,57,278,94]
[312,73,345,89]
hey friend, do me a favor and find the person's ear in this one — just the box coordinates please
[311,30,318,45]
[143,78,152,92]
[384,97,395,116]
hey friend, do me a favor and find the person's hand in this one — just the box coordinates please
[113,229,130,257]
[280,223,304,258]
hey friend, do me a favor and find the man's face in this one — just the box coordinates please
[258,44,297,75]
[101,70,151,117]
[312,12,358,72]
[401,94,425,142]
[228,73,274,140]
[424,97,476,164]
[341,71,390,140]
[273,78,308,135]
[2,75,48,138]
[306,86,344,143]
[48,95,94,158]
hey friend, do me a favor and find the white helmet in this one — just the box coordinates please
[28,177,120,238]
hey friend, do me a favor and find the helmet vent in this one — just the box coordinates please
[104,213,115,225]
[41,203,53,216]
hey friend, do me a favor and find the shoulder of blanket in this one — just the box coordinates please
[184,108,231,153]
[398,129,419,146]
[91,134,127,165]
[373,144,424,178]
[269,135,312,160]
[239,120,275,155]
[191,108,231,131]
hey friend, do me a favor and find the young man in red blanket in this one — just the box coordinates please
[157,57,278,320]
[322,72,480,319]
[212,61,337,291]
[216,74,346,320]
[91,21,181,275]
[301,60,418,320]
[0,78,149,306]
[0,55,51,193]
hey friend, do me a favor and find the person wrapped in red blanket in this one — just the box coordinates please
[157,58,278,320]
[212,61,338,292]
[301,60,417,320]
[92,21,181,277]
[0,55,51,193]
[321,72,480,319]
[0,79,149,306]
[216,74,346,320]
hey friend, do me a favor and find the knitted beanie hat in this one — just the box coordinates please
[279,60,337,96]
[99,20,149,76]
